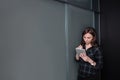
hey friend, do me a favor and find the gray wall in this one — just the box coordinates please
[0,0,95,80]
[0,0,66,80]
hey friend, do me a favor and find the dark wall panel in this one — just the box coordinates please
[100,0,120,80]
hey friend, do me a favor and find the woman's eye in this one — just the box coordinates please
[88,37,90,39]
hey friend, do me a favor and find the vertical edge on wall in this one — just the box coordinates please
[65,3,69,80]
[98,0,101,45]
[93,12,95,28]
[91,0,95,28]
[98,0,101,80]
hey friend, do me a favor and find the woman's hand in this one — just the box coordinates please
[79,53,96,66]
[75,53,80,60]
[79,53,88,62]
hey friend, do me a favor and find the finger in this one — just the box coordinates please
[80,53,85,57]
[80,53,83,57]
[81,53,84,56]
[82,53,86,56]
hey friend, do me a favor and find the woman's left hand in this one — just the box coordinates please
[79,53,88,62]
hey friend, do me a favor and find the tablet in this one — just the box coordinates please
[75,48,86,55]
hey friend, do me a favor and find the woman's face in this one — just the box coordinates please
[83,33,93,45]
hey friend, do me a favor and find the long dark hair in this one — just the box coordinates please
[80,27,98,47]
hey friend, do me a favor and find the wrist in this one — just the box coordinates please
[90,61,96,66]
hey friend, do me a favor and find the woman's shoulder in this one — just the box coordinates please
[93,46,102,51]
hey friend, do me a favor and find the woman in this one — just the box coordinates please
[75,27,103,80]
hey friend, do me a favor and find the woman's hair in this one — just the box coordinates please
[80,27,98,47]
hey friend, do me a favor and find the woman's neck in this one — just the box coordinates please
[85,44,92,50]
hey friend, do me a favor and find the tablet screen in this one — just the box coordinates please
[75,48,86,55]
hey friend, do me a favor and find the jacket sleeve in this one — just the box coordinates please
[94,47,103,70]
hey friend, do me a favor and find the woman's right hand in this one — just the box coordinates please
[77,45,83,49]
[75,54,79,60]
